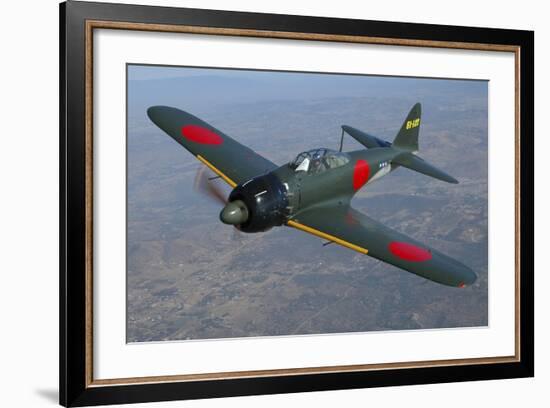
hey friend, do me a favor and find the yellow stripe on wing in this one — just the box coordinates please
[287,219,369,255]
[196,154,237,188]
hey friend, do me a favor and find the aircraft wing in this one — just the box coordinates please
[287,205,477,287]
[147,106,277,187]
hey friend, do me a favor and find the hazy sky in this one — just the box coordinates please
[127,63,487,87]
[127,64,488,118]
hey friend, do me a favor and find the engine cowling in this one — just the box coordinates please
[221,173,289,233]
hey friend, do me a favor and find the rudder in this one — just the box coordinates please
[393,103,421,152]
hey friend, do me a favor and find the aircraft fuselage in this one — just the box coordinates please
[273,147,401,218]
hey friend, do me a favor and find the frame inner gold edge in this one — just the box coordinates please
[85,20,94,388]
[84,19,522,388]
[90,355,518,387]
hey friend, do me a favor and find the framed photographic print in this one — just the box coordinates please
[60,1,534,406]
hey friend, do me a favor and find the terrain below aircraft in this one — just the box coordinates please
[147,103,477,288]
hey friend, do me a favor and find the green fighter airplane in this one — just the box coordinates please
[147,103,477,288]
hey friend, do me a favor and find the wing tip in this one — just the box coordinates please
[457,266,477,288]
[146,105,167,124]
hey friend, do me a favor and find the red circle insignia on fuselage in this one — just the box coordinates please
[181,125,223,145]
[353,159,370,191]
[389,241,432,262]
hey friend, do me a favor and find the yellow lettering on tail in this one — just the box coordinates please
[406,118,420,130]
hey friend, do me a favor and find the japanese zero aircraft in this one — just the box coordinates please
[147,103,477,288]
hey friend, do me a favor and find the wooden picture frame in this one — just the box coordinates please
[60,1,534,406]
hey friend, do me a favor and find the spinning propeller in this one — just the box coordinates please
[193,167,249,226]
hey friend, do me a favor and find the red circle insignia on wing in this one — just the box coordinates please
[389,241,432,262]
[181,125,223,145]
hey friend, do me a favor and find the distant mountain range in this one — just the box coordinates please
[128,73,487,119]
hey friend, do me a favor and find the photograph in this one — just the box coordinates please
[55,1,534,406]
[126,64,489,343]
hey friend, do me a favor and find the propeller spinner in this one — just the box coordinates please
[194,166,289,233]
[194,167,250,226]
[219,200,249,225]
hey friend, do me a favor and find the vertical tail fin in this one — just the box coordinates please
[393,103,421,152]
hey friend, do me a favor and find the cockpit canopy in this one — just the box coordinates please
[289,148,350,174]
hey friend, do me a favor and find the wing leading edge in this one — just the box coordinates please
[147,106,277,186]
[288,206,477,287]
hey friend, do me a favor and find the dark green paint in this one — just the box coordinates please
[147,103,477,288]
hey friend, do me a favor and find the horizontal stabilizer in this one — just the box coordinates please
[393,152,458,184]
[342,125,391,149]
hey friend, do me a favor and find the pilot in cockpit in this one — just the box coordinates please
[291,148,349,174]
